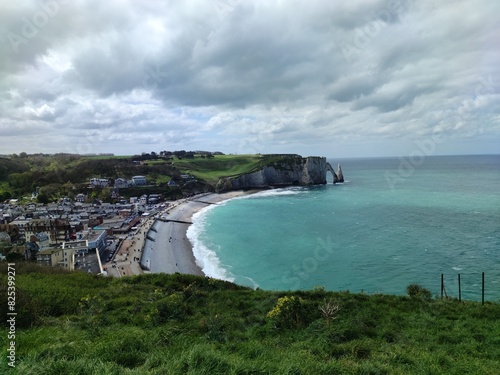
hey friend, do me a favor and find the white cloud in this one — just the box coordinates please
[0,0,498,157]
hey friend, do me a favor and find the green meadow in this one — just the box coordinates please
[172,154,273,184]
[1,263,499,374]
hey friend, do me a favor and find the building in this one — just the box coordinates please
[132,176,147,186]
[70,229,107,255]
[24,219,72,245]
[75,194,86,203]
[118,208,132,218]
[90,178,110,187]
[36,248,64,267]
[0,223,22,241]
[30,232,50,250]
[86,229,107,255]
[148,194,162,204]
[114,178,129,188]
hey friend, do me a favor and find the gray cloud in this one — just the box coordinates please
[0,0,498,157]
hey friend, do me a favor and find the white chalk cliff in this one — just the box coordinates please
[216,156,343,192]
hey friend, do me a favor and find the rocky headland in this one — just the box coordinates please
[216,155,343,192]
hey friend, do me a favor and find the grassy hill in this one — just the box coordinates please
[1,262,499,374]
[171,154,288,184]
[0,153,292,202]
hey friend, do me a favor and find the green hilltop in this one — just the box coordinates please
[0,153,293,202]
[1,263,499,374]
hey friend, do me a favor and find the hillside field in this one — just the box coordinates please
[0,153,282,202]
[1,262,499,374]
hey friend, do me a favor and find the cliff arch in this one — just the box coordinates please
[326,162,339,183]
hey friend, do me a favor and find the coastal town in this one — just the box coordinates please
[0,182,171,277]
[0,172,249,279]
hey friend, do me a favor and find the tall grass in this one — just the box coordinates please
[1,263,499,374]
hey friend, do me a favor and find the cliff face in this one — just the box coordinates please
[216,156,332,192]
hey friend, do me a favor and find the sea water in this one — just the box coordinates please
[187,155,500,301]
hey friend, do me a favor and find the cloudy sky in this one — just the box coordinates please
[0,0,498,157]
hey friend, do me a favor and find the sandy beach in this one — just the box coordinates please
[139,191,255,276]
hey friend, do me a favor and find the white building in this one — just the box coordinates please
[90,178,110,188]
[132,176,147,186]
[67,228,107,256]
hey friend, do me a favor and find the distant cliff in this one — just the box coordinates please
[216,155,342,192]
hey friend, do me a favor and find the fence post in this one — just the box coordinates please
[458,274,461,302]
[482,272,485,305]
[441,274,444,299]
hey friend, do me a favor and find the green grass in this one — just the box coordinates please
[1,262,499,374]
[0,153,291,199]
[81,155,131,160]
[173,154,286,184]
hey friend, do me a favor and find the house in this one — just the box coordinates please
[114,178,129,188]
[36,248,64,267]
[138,195,148,205]
[90,178,109,188]
[29,232,50,251]
[3,221,26,239]
[148,194,161,204]
[75,194,86,203]
[24,219,72,245]
[132,176,147,186]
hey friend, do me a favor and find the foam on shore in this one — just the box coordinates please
[187,202,236,282]
[245,186,306,198]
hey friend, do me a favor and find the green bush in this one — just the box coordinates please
[406,284,432,300]
[267,295,306,328]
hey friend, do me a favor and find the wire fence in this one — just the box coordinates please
[440,272,499,304]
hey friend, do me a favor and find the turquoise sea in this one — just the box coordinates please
[187,155,500,301]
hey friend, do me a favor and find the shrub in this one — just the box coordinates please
[318,299,341,325]
[267,295,305,328]
[406,284,432,300]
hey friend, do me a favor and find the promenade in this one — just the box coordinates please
[104,191,254,278]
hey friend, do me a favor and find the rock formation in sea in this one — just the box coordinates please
[336,163,344,183]
[216,155,343,192]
